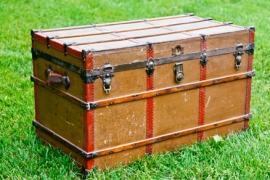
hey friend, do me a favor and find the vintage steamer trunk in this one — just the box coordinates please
[31,13,255,171]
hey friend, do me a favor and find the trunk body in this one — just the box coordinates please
[31,14,255,170]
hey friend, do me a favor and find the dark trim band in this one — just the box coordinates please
[32,43,253,83]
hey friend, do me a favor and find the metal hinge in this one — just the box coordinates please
[147,42,153,51]
[200,34,206,43]
[46,36,56,49]
[63,42,75,56]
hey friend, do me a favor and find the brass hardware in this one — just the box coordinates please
[174,62,184,82]
[100,62,114,94]
[200,50,208,67]
[146,58,155,76]
[172,45,184,56]
[234,42,244,69]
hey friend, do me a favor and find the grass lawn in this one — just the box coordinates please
[0,0,269,179]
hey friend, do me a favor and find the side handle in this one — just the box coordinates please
[45,65,70,90]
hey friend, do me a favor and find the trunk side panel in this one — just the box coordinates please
[36,57,84,99]
[37,86,84,149]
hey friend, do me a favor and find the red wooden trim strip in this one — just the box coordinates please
[33,33,82,59]
[146,44,154,154]
[198,35,207,141]
[245,28,255,130]
[31,71,253,110]
[83,53,94,169]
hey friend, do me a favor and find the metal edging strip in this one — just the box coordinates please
[32,43,254,83]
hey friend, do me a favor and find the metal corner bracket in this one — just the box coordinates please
[246,71,255,78]
[245,43,255,55]
[80,102,99,110]
[81,151,98,159]
[244,114,253,120]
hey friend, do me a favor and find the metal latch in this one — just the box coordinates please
[99,62,114,94]
[234,42,244,69]
[146,58,155,76]
[174,62,184,82]
[200,50,208,67]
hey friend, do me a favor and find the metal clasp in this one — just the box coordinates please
[100,62,114,94]
[146,58,155,76]
[174,62,184,82]
[200,50,208,67]
[234,42,244,69]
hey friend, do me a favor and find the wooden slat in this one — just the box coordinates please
[39,14,193,32]
[71,23,225,46]
[57,18,210,39]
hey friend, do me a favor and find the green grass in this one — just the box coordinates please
[0,0,269,179]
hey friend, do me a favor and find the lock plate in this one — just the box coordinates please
[174,62,184,82]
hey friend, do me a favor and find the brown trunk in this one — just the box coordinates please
[31,14,255,170]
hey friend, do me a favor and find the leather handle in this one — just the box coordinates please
[45,66,70,90]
